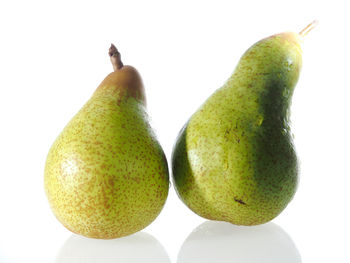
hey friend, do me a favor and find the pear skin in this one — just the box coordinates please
[45,45,169,239]
[172,22,316,225]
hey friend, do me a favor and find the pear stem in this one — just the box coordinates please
[109,44,123,71]
[299,20,318,37]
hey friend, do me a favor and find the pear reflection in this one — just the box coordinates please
[55,232,171,263]
[178,221,301,263]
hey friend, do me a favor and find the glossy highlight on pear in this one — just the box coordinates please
[44,44,169,239]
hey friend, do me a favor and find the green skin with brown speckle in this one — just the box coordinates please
[172,32,302,225]
[45,65,169,239]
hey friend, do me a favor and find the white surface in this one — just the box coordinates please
[0,0,349,262]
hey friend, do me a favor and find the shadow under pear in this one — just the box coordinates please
[55,231,171,263]
[177,221,302,263]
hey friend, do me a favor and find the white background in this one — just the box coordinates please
[0,0,349,262]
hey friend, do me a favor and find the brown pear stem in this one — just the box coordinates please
[109,44,123,71]
[299,20,318,37]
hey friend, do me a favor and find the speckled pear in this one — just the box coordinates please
[44,45,169,239]
[172,22,316,225]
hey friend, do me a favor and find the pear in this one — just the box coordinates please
[172,22,317,225]
[44,44,169,239]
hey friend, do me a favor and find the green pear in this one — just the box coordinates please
[172,22,316,225]
[44,44,169,239]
